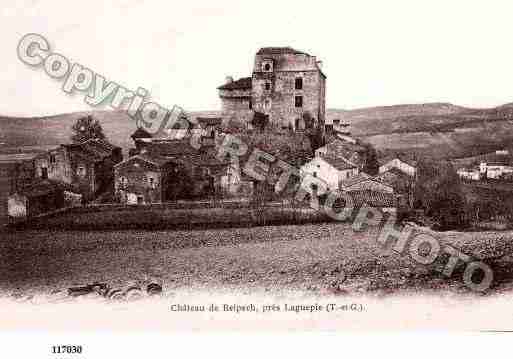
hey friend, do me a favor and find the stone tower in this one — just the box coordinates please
[218,47,326,131]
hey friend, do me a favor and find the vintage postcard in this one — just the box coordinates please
[1,0,513,356]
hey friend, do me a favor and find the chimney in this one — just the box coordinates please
[225,76,234,84]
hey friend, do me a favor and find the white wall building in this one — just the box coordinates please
[379,157,417,177]
[457,168,481,181]
[300,155,358,192]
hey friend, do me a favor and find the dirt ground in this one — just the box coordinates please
[1,222,513,300]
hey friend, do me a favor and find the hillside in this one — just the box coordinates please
[2,102,513,160]
[0,110,218,155]
[327,103,513,159]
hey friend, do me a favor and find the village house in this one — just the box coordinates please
[0,154,37,224]
[218,47,326,131]
[457,167,481,181]
[478,152,513,179]
[300,154,359,192]
[379,156,417,177]
[376,167,416,207]
[114,153,178,204]
[33,138,123,201]
[7,179,80,219]
[456,151,513,181]
[125,126,233,202]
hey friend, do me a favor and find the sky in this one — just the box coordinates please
[1,0,513,116]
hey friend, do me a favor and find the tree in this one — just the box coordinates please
[71,115,106,143]
[414,159,467,229]
[362,143,379,175]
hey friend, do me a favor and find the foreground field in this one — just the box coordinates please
[1,222,513,299]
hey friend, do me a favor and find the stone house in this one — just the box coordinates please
[218,47,326,131]
[127,128,232,201]
[0,154,37,224]
[33,138,123,201]
[7,179,78,218]
[114,153,177,204]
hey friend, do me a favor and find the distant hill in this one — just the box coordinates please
[2,102,513,160]
[325,102,513,159]
[0,110,220,155]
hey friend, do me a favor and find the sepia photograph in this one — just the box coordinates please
[1,0,513,356]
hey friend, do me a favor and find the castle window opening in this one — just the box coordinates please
[295,96,303,108]
[295,77,303,90]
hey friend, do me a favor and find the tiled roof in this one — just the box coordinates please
[379,154,418,168]
[131,127,153,139]
[217,77,252,90]
[321,139,366,166]
[196,117,223,127]
[115,153,173,169]
[320,154,357,171]
[339,172,372,188]
[64,138,118,163]
[348,190,397,208]
[146,139,200,156]
[376,169,413,194]
[256,47,308,56]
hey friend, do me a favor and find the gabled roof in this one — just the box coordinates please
[319,138,366,166]
[319,154,357,171]
[256,47,309,56]
[348,190,397,208]
[115,153,173,169]
[63,138,118,163]
[217,77,252,90]
[339,172,373,188]
[196,117,223,127]
[377,167,413,182]
[379,154,418,168]
[131,127,153,140]
[146,139,201,156]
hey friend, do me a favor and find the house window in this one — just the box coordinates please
[264,98,271,110]
[77,166,86,178]
[264,63,271,71]
[313,172,317,178]
[148,177,156,189]
[295,96,303,108]
[119,176,128,188]
[248,98,252,109]
[49,154,56,164]
[295,78,303,90]
[41,167,48,179]
[265,82,271,91]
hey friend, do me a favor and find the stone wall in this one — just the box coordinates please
[253,70,324,129]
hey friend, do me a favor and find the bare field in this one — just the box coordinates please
[1,223,512,299]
